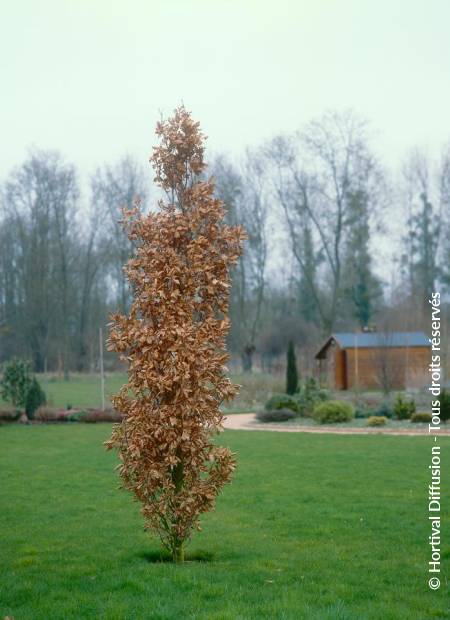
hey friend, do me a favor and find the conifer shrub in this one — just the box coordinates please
[354,405,373,419]
[375,401,394,419]
[313,400,354,424]
[25,377,46,419]
[295,377,329,416]
[439,390,450,422]
[393,394,416,420]
[286,341,299,395]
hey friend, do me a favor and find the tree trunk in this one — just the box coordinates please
[241,345,254,373]
[171,455,185,563]
[172,542,185,563]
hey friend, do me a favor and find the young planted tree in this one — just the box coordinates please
[105,107,245,562]
[286,340,299,395]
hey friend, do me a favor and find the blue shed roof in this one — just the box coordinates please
[316,331,430,357]
[333,331,429,349]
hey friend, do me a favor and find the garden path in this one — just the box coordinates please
[223,413,450,436]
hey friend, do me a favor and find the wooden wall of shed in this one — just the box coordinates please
[344,346,429,390]
[335,348,347,390]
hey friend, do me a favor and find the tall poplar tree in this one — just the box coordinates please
[106,107,245,562]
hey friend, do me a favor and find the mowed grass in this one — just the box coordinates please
[21,372,284,412]
[36,373,128,409]
[1,426,449,619]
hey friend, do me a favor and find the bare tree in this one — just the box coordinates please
[401,149,441,305]
[49,156,79,378]
[3,150,78,373]
[0,213,21,361]
[438,143,450,293]
[74,201,106,371]
[212,150,268,371]
[267,110,382,333]
[91,156,148,313]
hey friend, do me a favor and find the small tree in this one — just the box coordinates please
[1,359,32,413]
[105,107,245,562]
[286,341,299,395]
[1,359,46,420]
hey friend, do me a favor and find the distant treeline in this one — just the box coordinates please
[1,110,449,375]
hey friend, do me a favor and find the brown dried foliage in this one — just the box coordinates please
[105,107,245,562]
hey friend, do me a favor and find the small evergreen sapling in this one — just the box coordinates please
[25,377,47,419]
[106,107,245,562]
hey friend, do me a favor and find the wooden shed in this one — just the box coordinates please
[315,331,430,391]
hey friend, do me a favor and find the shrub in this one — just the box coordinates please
[375,401,393,419]
[354,404,376,419]
[256,408,297,423]
[264,393,300,414]
[313,400,354,424]
[35,407,68,422]
[0,407,20,421]
[411,412,432,423]
[66,409,87,421]
[439,390,450,422]
[25,377,46,420]
[367,416,387,427]
[79,409,122,423]
[393,395,416,420]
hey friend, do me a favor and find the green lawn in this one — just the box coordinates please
[37,373,128,409]
[7,372,283,412]
[1,426,448,619]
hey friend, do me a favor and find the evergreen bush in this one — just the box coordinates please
[313,400,354,424]
[393,395,416,420]
[264,393,300,413]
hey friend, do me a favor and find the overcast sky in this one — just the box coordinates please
[1,0,450,187]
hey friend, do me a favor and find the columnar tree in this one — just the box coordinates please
[106,107,245,562]
[286,340,299,395]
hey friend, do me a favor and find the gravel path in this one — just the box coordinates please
[223,413,450,436]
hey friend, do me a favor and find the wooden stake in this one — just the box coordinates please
[99,327,105,411]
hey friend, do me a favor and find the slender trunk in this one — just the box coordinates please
[241,346,254,373]
[170,455,185,563]
[172,542,185,563]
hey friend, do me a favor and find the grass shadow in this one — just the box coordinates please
[138,549,215,564]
